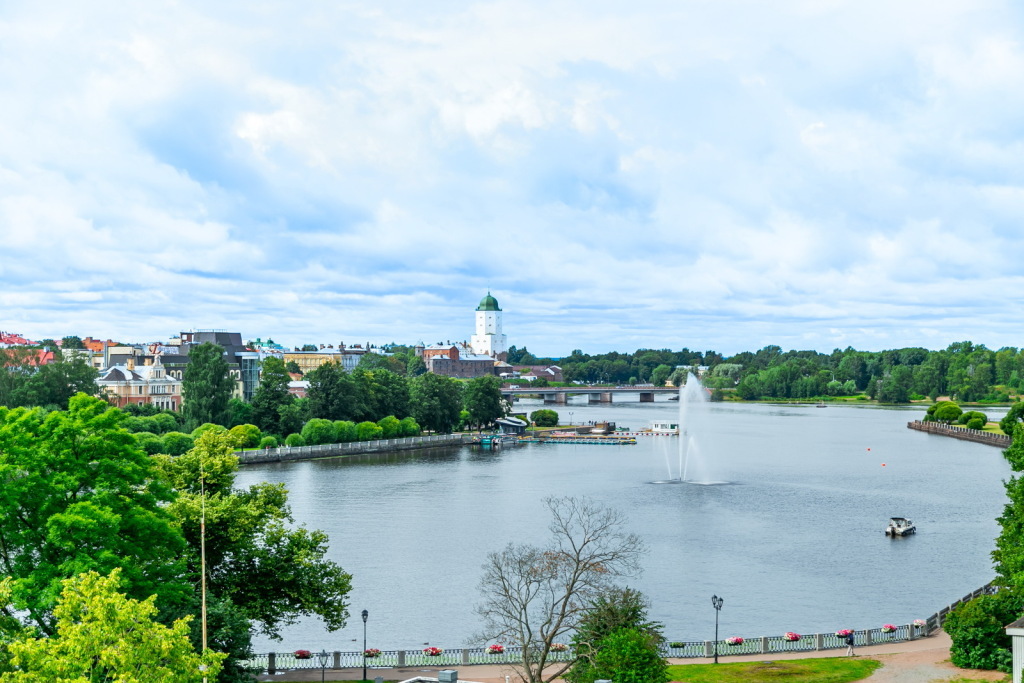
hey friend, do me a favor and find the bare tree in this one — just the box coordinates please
[476,496,646,683]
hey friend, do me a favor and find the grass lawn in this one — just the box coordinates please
[666,657,881,683]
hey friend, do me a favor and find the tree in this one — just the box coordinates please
[0,569,224,682]
[181,342,233,430]
[354,368,410,421]
[154,431,353,641]
[410,373,463,433]
[307,362,364,422]
[650,364,673,387]
[583,627,669,683]
[301,418,336,445]
[531,409,559,427]
[59,335,85,349]
[15,354,98,410]
[250,357,294,436]
[1001,402,1024,436]
[566,588,666,683]
[285,360,302,375]
[476,496,646,683]
[463,375,507,430]
[0,395,188,636]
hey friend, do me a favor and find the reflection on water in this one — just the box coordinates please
[234,401,1009,651]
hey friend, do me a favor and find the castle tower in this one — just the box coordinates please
[470,291,507,360]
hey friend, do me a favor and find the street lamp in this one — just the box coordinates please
[316,650,329,683]
[362,609,369,682]
[569,411,574,426]
[711,595,724,664]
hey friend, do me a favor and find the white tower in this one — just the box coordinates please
[470,292,507,360]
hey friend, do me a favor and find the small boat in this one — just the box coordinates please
[885,517,916,536]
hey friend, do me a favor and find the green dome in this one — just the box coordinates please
[476,292,501,311]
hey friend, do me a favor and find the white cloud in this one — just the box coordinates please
[0,0,1023,354]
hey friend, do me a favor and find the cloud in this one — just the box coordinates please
[1,0,1023,355]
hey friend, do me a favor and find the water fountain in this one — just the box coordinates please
[652,372,725,484]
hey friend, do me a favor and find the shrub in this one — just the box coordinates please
[161,431,194,456]
[192,423,228,438]
[588,627,669,683]
[958,411,989,427]
[967,417,985,430]
[356,421,383,441]
[377,415,401,439]
[301,418,337,445]
[258,435,278,449]
[944,590,1024,673]
[530,409,559,427]
[134,432,164,455]
[284,433,306,447]
[148,412,180,434]
[333,421,358,443]
[398,416,421,437]
[228,424,262,448]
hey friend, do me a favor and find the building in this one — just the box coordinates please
[421,342,498,378]
[282,343,367,374]
[96,355,182,411]
[470,292,508,361]
[513,365,564,382]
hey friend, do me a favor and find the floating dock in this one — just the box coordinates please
[519,434,637,445]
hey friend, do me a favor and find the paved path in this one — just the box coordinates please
[256,632,1009,682]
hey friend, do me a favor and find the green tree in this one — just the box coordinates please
[306,362,364,422]
[410,373,463,433]
[155,432,353,640]
[464,375,507,430]
[356,421,383,441]
[1001,403,1024,436]
[0,395,188,636]
[15,354,98,410]
[59,335,85,349]
[333,420,358,442]
[649,364,673,387]
[250,357,294,436]
[181,342,233,430]
[377,415,401,438]
[398,417,420,437]
[0,569,224,683]
[566,588,665,683]
[944,590,1021,673]
[228,423,262,448]
[530,409,559,427]
[354,368,410,421]
[285,360,302,375]
[585,627,668,683]
[301,418,337,445]
[226,397,254,428]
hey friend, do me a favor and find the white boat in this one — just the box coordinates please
[646,421,679,435]
[885,517,916,536]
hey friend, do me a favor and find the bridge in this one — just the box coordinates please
[500,386,679,405]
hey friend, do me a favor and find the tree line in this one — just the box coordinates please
[510,341,1024,403]
[183,344,508,440]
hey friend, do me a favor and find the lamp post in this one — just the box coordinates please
[316,650,329,683]
[569,411,574,426]
[711,595,724,664]
[362,609,369,682]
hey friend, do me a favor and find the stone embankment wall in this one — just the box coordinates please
[235,433,473,465]
[907,420,1011,448]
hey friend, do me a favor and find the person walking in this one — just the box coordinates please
[845,631,856,656]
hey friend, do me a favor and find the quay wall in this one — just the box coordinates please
[907,420,1011,448]
[235,433,474,465]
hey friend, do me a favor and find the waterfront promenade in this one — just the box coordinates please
[255,630,1007,682]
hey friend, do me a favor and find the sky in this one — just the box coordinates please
[2,0,1024,357]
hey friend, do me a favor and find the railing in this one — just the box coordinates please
[235,434,473,465]
[246,585,998,672]
[907,420,1012,447]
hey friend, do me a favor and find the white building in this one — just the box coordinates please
[470,292,507,360]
